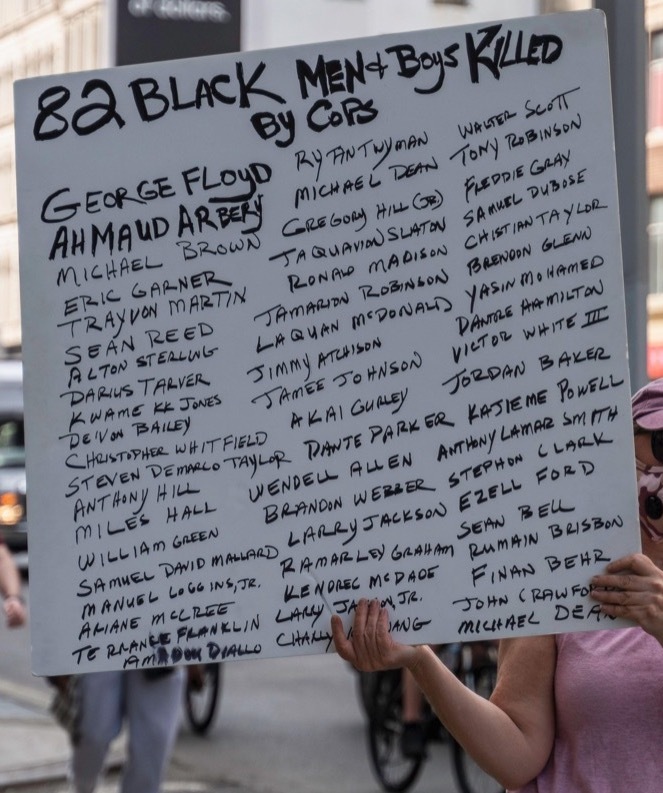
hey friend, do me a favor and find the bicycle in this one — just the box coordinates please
[359,642,504,793]
[184,662,224,735]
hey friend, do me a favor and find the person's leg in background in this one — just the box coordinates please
[401,668,427,759]
[71,671,125,793]
[121,667,186,793]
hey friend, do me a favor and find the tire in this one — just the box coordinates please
[357,670,379,720]
[185,662,222,735]
[451,663,504,793]
[367,670,424,793]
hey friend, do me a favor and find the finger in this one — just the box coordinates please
[604,553,655,576]
[591,580,663,610]
[595,566,663,595]
[355,600,383,667]
[591,573,641,593]
[603,554,637,574]
[377,604,390,638]
[331,614,356,664]
[350,598,370,652]
[591,586,663,626]
[596,601,629,619]
[364,599,381,639]
[354,599,376,643]
[594,597,662,621]
[375,605,394,664]
[590,587,639,607]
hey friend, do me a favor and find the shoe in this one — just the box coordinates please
[401,721,427,759]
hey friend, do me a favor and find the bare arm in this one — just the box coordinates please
[0,544,26,628]
[332,600,555,790]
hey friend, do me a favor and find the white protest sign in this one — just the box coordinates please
[15,10,639,676]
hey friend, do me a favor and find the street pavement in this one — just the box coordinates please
[0,649,465,793]
[0,675,73,791]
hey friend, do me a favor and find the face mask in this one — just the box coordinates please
[636,459,663,542]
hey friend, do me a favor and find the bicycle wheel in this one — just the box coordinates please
[185,662,222,735]
[367,670,424,793]
[357,670,379,720]
[451,664,504,793]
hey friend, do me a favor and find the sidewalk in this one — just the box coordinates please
[0,679,243,793]
[0,676,75,789]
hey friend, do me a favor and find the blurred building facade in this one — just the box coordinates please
[0,0,106,352]
[0,0,610,352]
[646,0,663,376]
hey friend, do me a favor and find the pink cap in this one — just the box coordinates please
[632,378,663,430]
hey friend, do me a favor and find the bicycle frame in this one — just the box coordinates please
[361,642,503,793]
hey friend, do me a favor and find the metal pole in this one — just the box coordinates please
[594,0,649,389]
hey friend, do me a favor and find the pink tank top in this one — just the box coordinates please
[513,628,663,793]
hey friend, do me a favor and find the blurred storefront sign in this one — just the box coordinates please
[112,0,241,66]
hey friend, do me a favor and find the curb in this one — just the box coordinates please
[0,681,239,793]
[0,677,51,711]
[0,678,67,789]
[0,681,125,790]
[0,733,125,791]
[0,761,70,790]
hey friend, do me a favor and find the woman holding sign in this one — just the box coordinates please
[332,378,663,792]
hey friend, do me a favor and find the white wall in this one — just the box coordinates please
[242,0,540,51]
